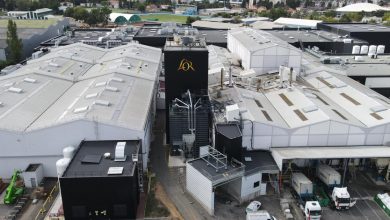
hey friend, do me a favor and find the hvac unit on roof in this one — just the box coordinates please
[95,82,107,87]
[94,100,110,106]
[49,62,60,67]
[110,77,124,83]
[105,86,119,92]
[85,93,99,99]
[302,105,319,113]
[24,78,37,83]
[115,142,127,162]
[73,106,89,113]
[8,87,23,93]
[370,105,387,113]
[107,167,124,175]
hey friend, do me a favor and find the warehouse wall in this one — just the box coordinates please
[0,120,147,178]
[240,120,390,150]
[186,162,214,215]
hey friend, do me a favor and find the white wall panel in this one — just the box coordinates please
[308,135,328,146]
[273,127,288,135]
[293,127,309,135]
[383,134,390,145]
[366,134,384,145]
[349,126,365,134]
[271,136,289,147]
[347,134,365,145]
[327,134,348,146]
[253,136,271,150]
[251,56,264,68]
[186,163,214,215]
[290,135,308,146]
[369,126,385,134]
[309,122,330,135]
[254,123,272,136]
[241,172,262,197]
[265,47,277,55]
[263,56,277,68]
[329,121,349,134]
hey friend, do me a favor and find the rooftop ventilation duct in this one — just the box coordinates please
[8,87,23,93]
[24,78,37,83]
[370,105,387,113]
[94,100,110,106]
[115,142,127,161]
[73,106,89,113]
[302,105,318,113]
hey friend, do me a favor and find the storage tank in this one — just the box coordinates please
[291,172,313,197]
[377,45,385,54]
[360,45,368,54]
[63,146,76,159]
[368,45,377,54]
[316,164,341,187]
[352,45,360,54]
[56,158,71,177]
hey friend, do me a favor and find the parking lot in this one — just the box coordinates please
[211,170,390,220]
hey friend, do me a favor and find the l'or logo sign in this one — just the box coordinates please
[178,59,195,72]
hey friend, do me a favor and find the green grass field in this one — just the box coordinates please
[139,14,188,23]
[0,18,58,28]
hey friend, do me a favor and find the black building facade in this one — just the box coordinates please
[60,140,141,220]
[318,23,390,53]
[164,39,209,143]
[215,123,243,161]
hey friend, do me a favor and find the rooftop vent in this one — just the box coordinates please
[95,82,107,87]
[73,106,89,113]
[8,87,23,93]
[49,62,60,68]
[3,82,14,87]
[107,167,124,175]
[85,93,99,99]
[244,157,252,162]
[105,86,119,92]
[332,81,347,88]
[370,105,387,113]
[0,101,3,106]
[302,105,318,113]
[24,78,37,83]
[111,77,124,83]
[115,142,127,161]
[94,99,110,106]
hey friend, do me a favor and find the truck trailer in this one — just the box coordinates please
[291,173,322,220]
[316,164,356,210]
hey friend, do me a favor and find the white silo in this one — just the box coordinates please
[377,45,385,54]
[360,45,368,54]
[63,146,76,159]
[56,158,71,177]
[368,45,377,54]
[352,45,360,54]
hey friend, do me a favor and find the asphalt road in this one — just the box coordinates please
[150,110,213,220]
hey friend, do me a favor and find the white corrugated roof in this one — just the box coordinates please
[271,146,390,170]
[228,28,301,53]
[274,17,322,28]
[0,42,162,132]
[304,71,390,128]
[336,3,390,12]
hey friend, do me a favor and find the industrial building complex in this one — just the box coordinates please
[3,16,390,220]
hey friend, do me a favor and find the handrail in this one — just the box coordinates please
[34,181,59,220]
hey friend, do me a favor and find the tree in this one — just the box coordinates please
[339,14,351,22]
[186,16,200,24]
[6,20,23,64]
[137,3,146,12]
[286,0,301,9]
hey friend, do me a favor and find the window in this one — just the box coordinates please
[253,181,260,188]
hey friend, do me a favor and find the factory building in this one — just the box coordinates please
[164,34,209,150]
[318,23,390,53]
[60,140,141,220]
[268,29,367,54]
[0,42,162,178]
[227,28,302,75]
[187,27,390,214]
